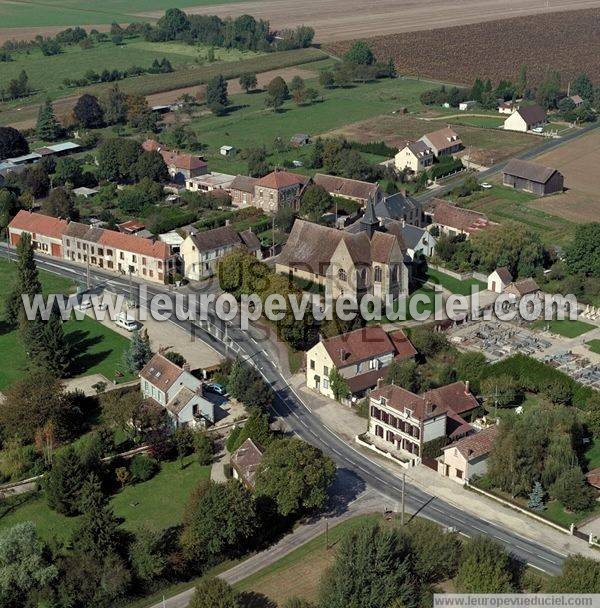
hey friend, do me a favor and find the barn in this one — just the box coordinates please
[502,158,564,196]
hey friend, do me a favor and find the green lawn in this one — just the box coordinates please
[65,314,134,382]
[0,0,246,29]
[446,115,505,128]
[0,456,211,542]
[586,339,600,355]
[585,437,600,469]
[531,318,595,338]
[426,267,486,296]
[0,37,264,104]
[0,258,132,389]
[369,285,440,325]
[188,76,435,174]
[460,184,578,247]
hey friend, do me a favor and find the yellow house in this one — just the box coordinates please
[306,326,416,400]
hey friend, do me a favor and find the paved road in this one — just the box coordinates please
[0,245,568,577]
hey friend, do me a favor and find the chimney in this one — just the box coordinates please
[183,362,191,372]
[376,377,384,389]
[464,380,470,394]
[225,219,231,227]
[340,348,346,362]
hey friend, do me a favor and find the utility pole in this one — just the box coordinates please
[401,472,406,525]
[325,520,329,549]
[86,259,91,290]
[272,217,275,257]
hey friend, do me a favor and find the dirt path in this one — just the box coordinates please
[6,65,320,131]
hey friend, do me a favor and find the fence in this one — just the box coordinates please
[429,263,488,284]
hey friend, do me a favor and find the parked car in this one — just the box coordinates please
[114,312,137,332]
[205,382,226,396]
[77,299,92,310]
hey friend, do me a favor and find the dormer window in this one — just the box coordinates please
[404,408,412,418]
[381,397,387,406]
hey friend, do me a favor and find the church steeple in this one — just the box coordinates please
[361,198,378,239]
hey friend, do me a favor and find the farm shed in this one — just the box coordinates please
[502,159,564,196]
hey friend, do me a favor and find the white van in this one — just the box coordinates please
[114,313,138,332]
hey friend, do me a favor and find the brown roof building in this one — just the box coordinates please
[306,327,416,399]
[231,438,264,489]
[182,225,262,281]
[504,278,540,298]
[438,425,499,484]
[427,199,496,237]
[368,380,479,459]
[313,173,383,207]
[503,159,564,196]
[419,127,462,157]
[142,139,208,184]
[276,206,410,301]
[503,105,547,132]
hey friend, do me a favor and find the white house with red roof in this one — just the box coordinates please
[367,380,479,460]
[140,353,215,427]
[437,425,498,483]
[306,326,416,401]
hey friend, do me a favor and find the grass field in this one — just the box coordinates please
[236,514,381,606]
[0,258,132,389]
[0,47,327,127]
[586,339,600,355]
[426,267,486,296]
[0,0,245,29]
[531,318,595,338]
[446,115,505,129]
[0,38,263,102]
[0,456,211,542]
[187,76,435,174]
[459,184,579,247]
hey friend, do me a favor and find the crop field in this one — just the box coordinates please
[2,0,600,44]
[326,8,600,86]
[525,128,600,224]
[0,0,243,30]
[326,114,538,164]
[0,47,326,129]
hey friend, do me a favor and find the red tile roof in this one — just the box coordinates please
[142,139,207,172]
[321,326,396,368]
[422,381,479,415]
[370,384,436,421]
[9,210,69,240]
[98,229,170,259]
[586,467,600,490]
[257,170,308,190]
[118,220,146,233]
[444,425,498,459]
[389,329,418,361]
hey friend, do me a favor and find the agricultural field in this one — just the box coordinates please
[326,113,538,165]
[525,128,600,224]
[457,184,580,247]
[0,46,326,129]
[326,8,600,86]
[2,0,599,44]
[0,0,243,30]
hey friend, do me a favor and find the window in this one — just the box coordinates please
[120,252,124,260]
[132,255,137,263]
[456,469,463,479]
[142,257,147,265]
[374,266,382,282]
[310,360,315,370]
[381,397,387,406]
[323,365,329,376]
[323,378,329,390]
[338,268,347,282]
[404,408,412,418]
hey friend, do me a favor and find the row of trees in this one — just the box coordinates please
[145,8,314,53]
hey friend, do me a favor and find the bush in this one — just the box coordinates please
[129,454,160,483]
